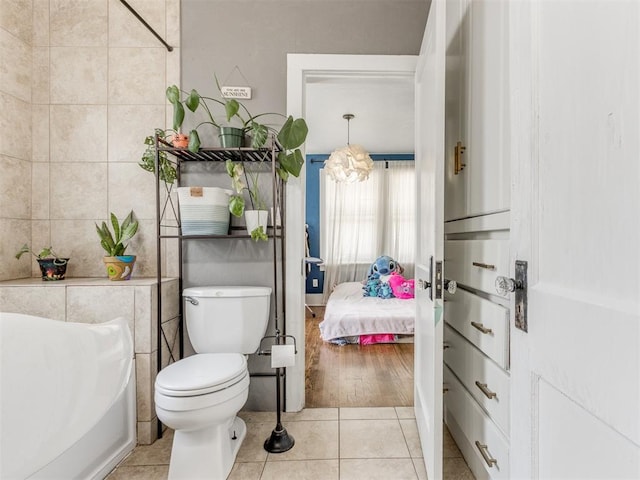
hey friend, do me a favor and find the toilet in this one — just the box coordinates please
[155,286,271,479]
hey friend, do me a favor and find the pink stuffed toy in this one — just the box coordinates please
[388,272,415,299]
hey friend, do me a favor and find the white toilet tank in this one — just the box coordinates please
[183,286,271,354]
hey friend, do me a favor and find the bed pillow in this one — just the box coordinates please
[388,273,415,299]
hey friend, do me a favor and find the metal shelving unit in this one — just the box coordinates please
[153,135,287,437]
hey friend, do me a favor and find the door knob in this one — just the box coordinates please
[495,276,522,296]
[444,279,457,294]
[418,278,432,290]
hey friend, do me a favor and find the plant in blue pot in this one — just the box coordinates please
[95,211,139,281]
[15,244,69,281]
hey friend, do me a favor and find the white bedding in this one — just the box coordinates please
[319,282,415,341]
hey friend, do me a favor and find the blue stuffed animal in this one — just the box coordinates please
[363,255,404,298]
[366,255,403,280]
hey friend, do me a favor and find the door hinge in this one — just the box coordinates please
[454,141,466,175]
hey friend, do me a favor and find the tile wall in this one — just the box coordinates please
[0,0,181,282]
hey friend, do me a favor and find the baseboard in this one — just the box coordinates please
[305,293,324,306]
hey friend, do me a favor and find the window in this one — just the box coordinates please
[320,161,415,297]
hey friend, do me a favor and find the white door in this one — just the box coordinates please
[509,2,640,478]
[414,1,446,479]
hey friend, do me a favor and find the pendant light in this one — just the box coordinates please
[324,114,374,183]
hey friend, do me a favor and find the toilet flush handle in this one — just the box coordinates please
[184,296,199,305]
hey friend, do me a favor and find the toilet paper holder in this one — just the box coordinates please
[257,330,297,454]
[257,332,297,357]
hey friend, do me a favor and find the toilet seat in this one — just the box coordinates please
[155,353,247,397]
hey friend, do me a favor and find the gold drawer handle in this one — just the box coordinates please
[475,441,498,468]
[471,321,493,334]
[475,381,497,399]
[472,261,496,270]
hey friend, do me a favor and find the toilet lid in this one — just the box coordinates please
[155,353,247,397]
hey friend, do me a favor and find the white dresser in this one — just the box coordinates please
[443,213,510,480]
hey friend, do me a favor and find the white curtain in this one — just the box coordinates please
[320,161,415,302]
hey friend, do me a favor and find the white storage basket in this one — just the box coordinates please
[177,187,232,235]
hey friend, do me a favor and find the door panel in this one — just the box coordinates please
[414,0,446,478]
[509,1,640,477]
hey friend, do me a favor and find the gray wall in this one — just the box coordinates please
[182,0,429,120]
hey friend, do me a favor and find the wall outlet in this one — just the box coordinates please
[312,279,319,288]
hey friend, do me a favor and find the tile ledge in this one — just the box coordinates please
[0,277,178,287]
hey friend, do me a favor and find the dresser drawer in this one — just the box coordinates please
[445,239,509,296]
[444,287,509,369]
[444,325,510,436]
[444,365,510,480]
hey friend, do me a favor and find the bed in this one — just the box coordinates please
[319,282,415,344]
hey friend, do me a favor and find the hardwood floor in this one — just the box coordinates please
[305,306,414,408]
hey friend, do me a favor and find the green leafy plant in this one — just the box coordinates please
[165,75,309,180]
[139,128,178,185]
[15,245,64,260]
[95,211,139,257]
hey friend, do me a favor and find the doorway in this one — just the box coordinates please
[285,54,418,410]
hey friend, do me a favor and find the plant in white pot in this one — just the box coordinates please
[15,244,70,281]
[95,211,139,281]
[226,160,269,241]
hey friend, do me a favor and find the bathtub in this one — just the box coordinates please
[0,313,136,479]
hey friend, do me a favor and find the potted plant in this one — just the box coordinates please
[95,210,139,281]
[165,76,309,181]
[227,160,269,241]
[15,244,69,281]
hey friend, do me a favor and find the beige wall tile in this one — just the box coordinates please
[0,0,33,43]
[0,91,31,161]
[109,0,166,48]
[50,105,107,162]
[0,155,30,219]
[0,285,66,319]
[108,47,165,105]
[108,163,156,220]
[159,315,179,369]
[50,0,108,47]
[136,419,159,446]
[66,285,135,328]
[135,352,153,421]
[108,104,165,163]
[160,278,179,321]
[32,0,50,46]
[166,47,180,89]
[32,162,50,220]
[0,219,31,280]
[50,47,108,104]
[50,219,107,277]
[166,0,181,48]
[50,162,108,219]
[134,285,157,353]
[32,104,50,162]
[122,218,157,278]
[32,47,50,104]
[0,28,31,103]
[31,219,52,276]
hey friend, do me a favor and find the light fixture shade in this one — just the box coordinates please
[325,144,374,183]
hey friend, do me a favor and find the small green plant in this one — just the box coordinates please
[226,160,269,241]
[95,211,139,257]
[15,245,63,260]
[139,128,178,185]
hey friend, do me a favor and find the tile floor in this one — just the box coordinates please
[107,407,475,480]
